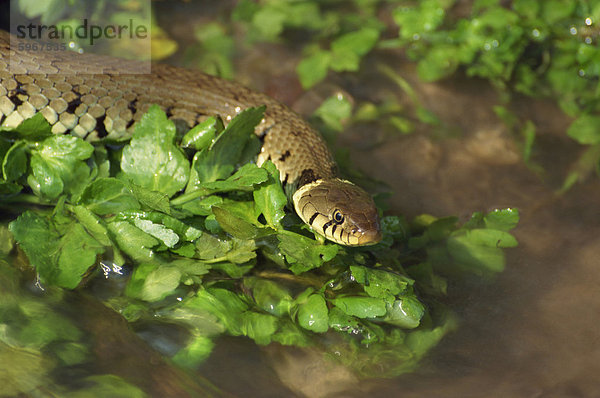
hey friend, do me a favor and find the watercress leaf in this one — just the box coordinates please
[191,106,265,184]
[70,205,112,247]
[118,211,201,242]
[332,296,387,318]
[225,239,257,264]
[253,160,287,229]
[244,277,293,316]
[271,319,311,346]
[405,312,458,360]
[483,208,519,231]
[212,205,262,240]
[0,180,22,195]
[0,113,52,140]
[9,211,60,283]
[178,195,223,216]
[454,228,518,248]
[2,141,27,181]
[107,220,158,263]
[331,27,380,57]
[28,135,94,199]
[172,336,215,369]
[132,218,179,248]
[200,163,268,192]
[80,178,140,215]
[0,138,11,169]
[55,222,105,289]
[241,311,278,345]
[195,233,231,260]
[277,231,339,274]
[193,288,249,335]
[313,94,353,132]
[169,258,211,276]
[120,105,190,197]
[297,50,331,89]
[180,116,221,150]
[125,262,158,298]
[129,183,171,214]
[328,307,361,334]
[140,266,182,302]
[447,233,507,274]
[211,262,254,278]
[297,292,329,333]
[383,296,425,328]
[350,265,412,301]
[567,114,600,145]
[68,375,146,398]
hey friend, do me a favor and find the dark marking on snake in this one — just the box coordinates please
[322,220,334,235]
[331,224,338,237]
[299,168,318,186]
[66,97,82,114]
[309,212,319,226]
[95,114,108,138]
[279,150,291,162]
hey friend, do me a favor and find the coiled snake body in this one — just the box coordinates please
[0,31,381,246]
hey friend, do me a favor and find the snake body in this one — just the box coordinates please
[0,30,381,246]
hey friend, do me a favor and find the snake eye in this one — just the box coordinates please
[333,209,344,224]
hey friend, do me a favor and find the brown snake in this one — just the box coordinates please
[0,30,381,246]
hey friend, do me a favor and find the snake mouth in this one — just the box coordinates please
[356,228,383,246]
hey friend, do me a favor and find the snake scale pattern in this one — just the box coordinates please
[0,30,381,246]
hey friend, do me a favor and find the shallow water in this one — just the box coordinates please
[4,2,600,397]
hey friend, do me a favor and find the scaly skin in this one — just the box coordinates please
[0,31,381,246]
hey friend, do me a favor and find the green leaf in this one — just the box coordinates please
[28,135,94,199]
[245,277,293,316]
[350,265,412,301]
[120,105,190,197]
[130,183,171,214]
[80,178,140,215]
[70,205,112,247]
[180,116,221,150]
[0,113,52,140]
[107,220,158,263]
[55,223,105,289]
[332,296,387,318]
[253,161,287,229]
[297,292,329,333]
[383,296,425,328]
[132,219,180,248]
[277,231,339,274]
[313,94,353,132]
[241,311,278,345]
[9,211,104,289]
[331,27,379,57]
[189,107,265,184]
[66,374,146,398]
[483,208,519,231]
[140,265,182,302]
[2,141,28,181]
[567,115,600,145]
[9,211,60,283]
[200,163,268,192]
[297,50,331,89]
[212,205,263,240]
[172,336,215,369]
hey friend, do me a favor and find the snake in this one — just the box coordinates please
[0,30,381,246]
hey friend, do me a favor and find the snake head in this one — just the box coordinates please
[293,178,382,246]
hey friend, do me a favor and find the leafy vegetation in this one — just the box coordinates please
[1,107,518,384]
